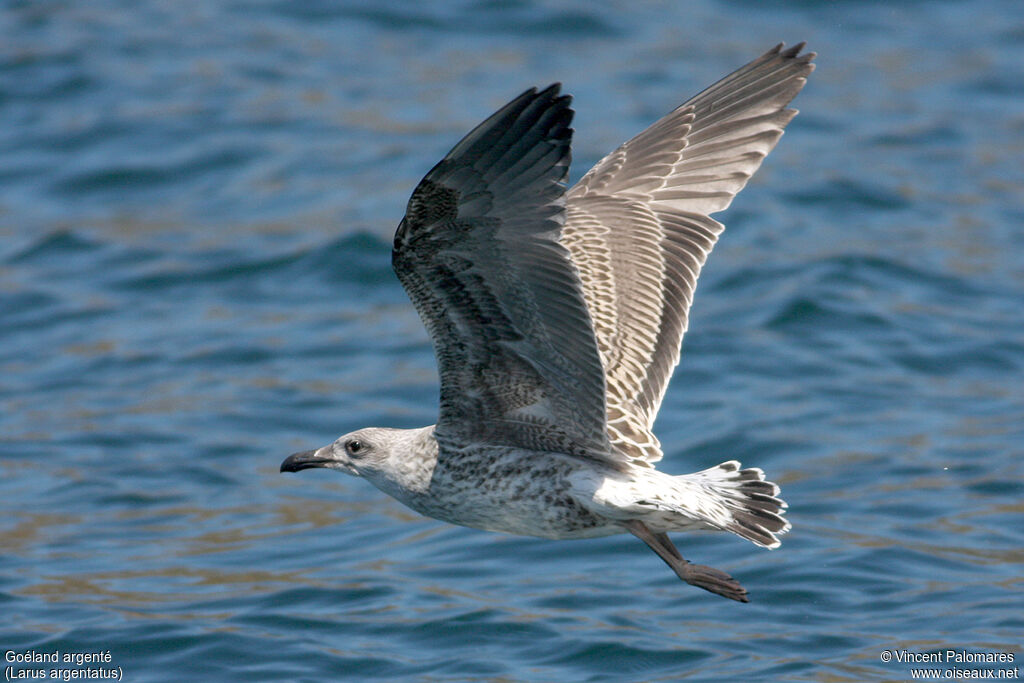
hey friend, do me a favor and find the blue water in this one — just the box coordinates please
[2,1,1022,681]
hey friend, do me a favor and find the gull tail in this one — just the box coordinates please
[688,460,791,548]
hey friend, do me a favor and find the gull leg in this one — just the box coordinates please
[623,519,749,603]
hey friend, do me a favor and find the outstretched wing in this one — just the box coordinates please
[563,43,815,464]
[394,86,614,464]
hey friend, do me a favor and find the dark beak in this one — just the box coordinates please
[280,446,332,473]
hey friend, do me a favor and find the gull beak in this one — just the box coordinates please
[280,445,334,473]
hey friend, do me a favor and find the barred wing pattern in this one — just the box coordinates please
[563,43,815,465]
[393,86,614,464]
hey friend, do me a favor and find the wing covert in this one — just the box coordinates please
[393,86,614,464]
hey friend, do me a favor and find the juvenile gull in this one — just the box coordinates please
[281,43,815,602]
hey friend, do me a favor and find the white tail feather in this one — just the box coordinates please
[686,460,791,548]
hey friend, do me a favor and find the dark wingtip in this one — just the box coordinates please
[539,82,562,96]
[782,41,817,68]
[780,41,805,58]
[768,41,816,68]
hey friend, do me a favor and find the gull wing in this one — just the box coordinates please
[393,86,614,464]
[563,43,815,464]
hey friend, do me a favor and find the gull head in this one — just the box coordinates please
[280,426,437,500]
[279,427,396,477]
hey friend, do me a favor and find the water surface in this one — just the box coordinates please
[2,1,1022,681]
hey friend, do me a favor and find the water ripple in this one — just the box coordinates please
[2,1,1022,681]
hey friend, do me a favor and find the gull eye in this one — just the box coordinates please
[345,440,365,457]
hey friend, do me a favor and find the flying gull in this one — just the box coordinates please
[282,43,815,602]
